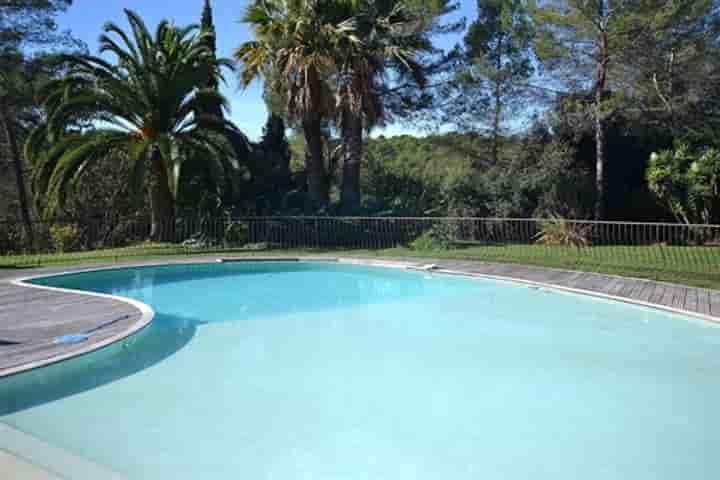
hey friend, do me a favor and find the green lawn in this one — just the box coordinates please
[1,243,718,290]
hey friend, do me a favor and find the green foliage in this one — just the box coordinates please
[362,134,479,215]
[530,0,714,219]
[357,128,595,219]
[647,144,720,224]
[0,0,80,53]
[49,223,81,252]
[446,0,535,153]
[0,219,25,254]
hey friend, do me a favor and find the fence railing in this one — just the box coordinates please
[1,216,719,273]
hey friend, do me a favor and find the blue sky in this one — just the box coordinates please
[57,0,474,140]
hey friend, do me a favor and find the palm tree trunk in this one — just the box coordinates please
[302,115,329,206]
[1,109,34,248]
[341,111,363,211]
[149,148,175,242]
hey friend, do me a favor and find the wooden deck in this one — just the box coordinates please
[1,257,718,378]
[0,270,148,378]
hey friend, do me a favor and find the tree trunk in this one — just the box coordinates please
[302,115,329,206]
[1,109,34,248]
[594,29,609,221]
[300,67,329,207]
[594,98,606,220]
[492,80,502,166]
[341,110,363,211]
[148,148,175,242]
[491,36,504,166]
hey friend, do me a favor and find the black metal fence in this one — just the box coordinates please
[1,216,719,272]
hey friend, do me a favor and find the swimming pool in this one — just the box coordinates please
[2,261,719,479]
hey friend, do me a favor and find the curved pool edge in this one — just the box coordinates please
[0,258,323,378]
[431,266,720,325]
[0,274,155,379]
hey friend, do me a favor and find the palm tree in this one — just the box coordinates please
[26,10,239,241]
[236,0,360,206]
[335,1,426,210]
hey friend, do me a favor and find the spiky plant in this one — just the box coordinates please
[534,215,591,248]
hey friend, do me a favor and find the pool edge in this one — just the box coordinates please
[430,267,720,325]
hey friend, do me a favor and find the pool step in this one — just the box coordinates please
[0,450,61,480]
[0,423,126,480]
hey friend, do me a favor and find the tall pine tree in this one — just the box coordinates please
[196,0,224,121]
[532,0,713,220]
[454,0,535,166]
[1,0,83,243]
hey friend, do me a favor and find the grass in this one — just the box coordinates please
[1,242,718,290]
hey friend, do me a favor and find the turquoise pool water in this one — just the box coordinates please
[1,262,719,479]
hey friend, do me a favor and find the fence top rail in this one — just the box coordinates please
[1,217,719,229]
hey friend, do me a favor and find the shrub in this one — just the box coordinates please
[647,144,720,225]
[534,215,590,247]
[409,231,437,251]
[0,220,24,254]
[224,221,249,246]
[410,222,460,251]
[49,223,82,252]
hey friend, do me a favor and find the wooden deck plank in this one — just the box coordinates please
[671,286,688,310]
[697,290,712,316]
[660,284,676,308]
[710,292,720,316]
[649,283,666,305]
[631,279,651,301]
[685,287,699,313]
[636,281,657,303]
[617,280,636,298]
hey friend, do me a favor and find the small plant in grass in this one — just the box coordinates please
[409,231,437,250]
[224,221,249,247]
[410,222,460,251]
[49,224,82,252]
[534,215,591,247]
